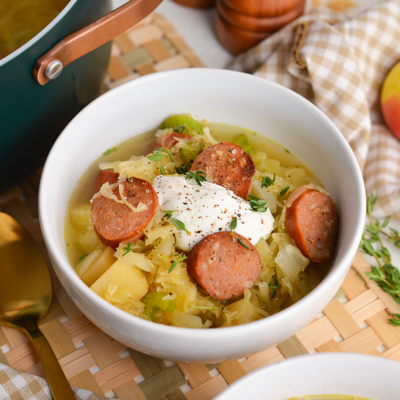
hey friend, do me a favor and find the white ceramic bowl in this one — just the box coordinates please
[214,353,400,399]
[39,69,365,363]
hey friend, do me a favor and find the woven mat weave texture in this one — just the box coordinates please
[1,11,400,400]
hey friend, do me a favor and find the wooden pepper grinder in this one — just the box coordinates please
[216,0,305,54]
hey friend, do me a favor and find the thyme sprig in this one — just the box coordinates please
[229,216,251,250]
[360,195,400,325]
[185,170,207,186]
[261,174,275,188]
[122,243,134,257]
[248,195,269,212]
[268,276,279,299]
[175,163,190,174]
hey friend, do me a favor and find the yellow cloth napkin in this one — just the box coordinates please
[229,0,400,218]
[0,363,108,400]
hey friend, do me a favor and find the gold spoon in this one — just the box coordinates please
[0,212,76,399]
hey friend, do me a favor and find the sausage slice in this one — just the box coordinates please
[146,132,192,155]
[91,178,159,248]
[187,231,261,300]
[285,189,339,263]
[190,142,255,198]
[96,170,119,192]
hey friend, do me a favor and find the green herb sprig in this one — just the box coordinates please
[168,253,188,274]
[78,253,89,263]
[261,174,275,188]
[175,163,190,174]
[163,210,191,235]
[268,276,279,299]
[229,216,251,250]
[170,218,191,234]
[279,186,290,197]
[163,210,177,219]
[185,170,207,186]
[248,195,269,213]
[122,243,133,257]
[360,194,400,326]
[147,147,175,162]
[102,148,116,156]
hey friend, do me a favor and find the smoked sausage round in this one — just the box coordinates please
[285,188,339,263]
[190,142,255,198]
[96,170,119,192]
[187,231,261,300]
[91,178,158,248]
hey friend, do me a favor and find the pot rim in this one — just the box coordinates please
[0,0,77,67]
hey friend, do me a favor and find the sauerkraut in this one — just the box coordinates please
[64,117,328,328]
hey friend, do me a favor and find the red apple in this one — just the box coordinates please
[381,61,400,139]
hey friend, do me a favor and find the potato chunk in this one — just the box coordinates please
[91,260,148,301]
[81,247,116,287]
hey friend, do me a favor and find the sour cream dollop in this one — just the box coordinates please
[152,175,274,252]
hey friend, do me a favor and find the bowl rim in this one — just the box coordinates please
[39,68,366,339]
[213,352,400,399]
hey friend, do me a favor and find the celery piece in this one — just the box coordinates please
[143,292,176,321]
[179,141,204,164]
[161,115,203,135]
[232,134,256,155]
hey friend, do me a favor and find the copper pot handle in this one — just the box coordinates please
[33,0,162,85]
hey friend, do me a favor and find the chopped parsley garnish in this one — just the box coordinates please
[285,148,290,153]
[230,216,238,232]
[122,243,134,257]
[163,210,177,219]
[175,163,190,174]
[185,170,207,186]
[261,174,275,188]
[170,218,191,234]
[248,195,269,212]
[102,147,116,156]
[78,253,89,263]
[279,186,290,197]
[160,165,165,175]
[268,276,279,299]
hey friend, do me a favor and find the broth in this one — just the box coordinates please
[0,0,69,59]
[64,121,332,328]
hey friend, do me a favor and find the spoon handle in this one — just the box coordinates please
[30,328,76,400]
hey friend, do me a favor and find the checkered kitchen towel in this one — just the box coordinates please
[0,363,107,400]
[229,0,400,218]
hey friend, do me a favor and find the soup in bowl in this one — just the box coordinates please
[39,69,365,363]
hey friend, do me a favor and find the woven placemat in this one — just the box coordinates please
[104,13,203,91]
[1,12,400,400]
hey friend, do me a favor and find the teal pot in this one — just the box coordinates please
[0,0,161,192]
